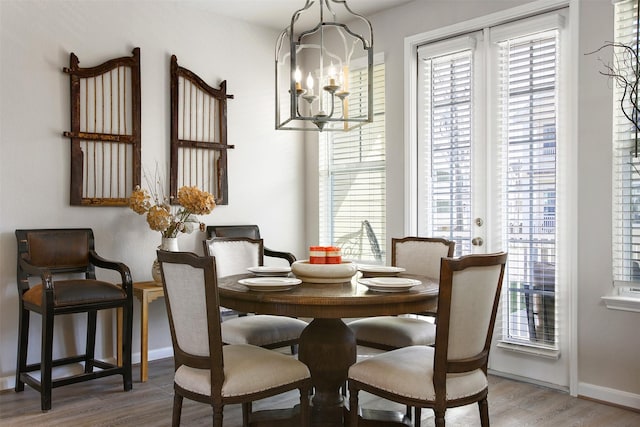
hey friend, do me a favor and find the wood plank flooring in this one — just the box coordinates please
[1,356,639,427]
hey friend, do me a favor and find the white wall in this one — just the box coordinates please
[577,0,640,404]
[0,0,305,388]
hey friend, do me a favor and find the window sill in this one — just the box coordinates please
[496,341,560,359]
[601,291,640,313]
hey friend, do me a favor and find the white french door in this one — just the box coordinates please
[413,9,572,386]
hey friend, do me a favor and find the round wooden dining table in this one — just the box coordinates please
[217,272,439,427]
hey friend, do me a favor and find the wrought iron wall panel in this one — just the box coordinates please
[170,55,234,205]
[63,48,141,206]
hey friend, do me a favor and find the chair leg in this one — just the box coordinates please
[478,398,490,427]
[172,393,183,427]
[85,310,97,373]
[213,403,223,427]
[242,402,251,427]
[15,305,29,393]
[414,407,422,427]
[434,409,446,427]
[122,301,133,391]
[291,344,298,355]
[299,385,311,427]
[40,308,54,411]
[348,383,359,427]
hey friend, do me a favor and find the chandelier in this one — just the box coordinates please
[275,0,374,131]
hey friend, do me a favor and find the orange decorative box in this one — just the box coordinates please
[325,246,342,264]
[309,246,327,264]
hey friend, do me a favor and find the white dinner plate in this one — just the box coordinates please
[238,277,301,292]
[357,265,406,276]
[358,277,421,293]
[247,266,292,277]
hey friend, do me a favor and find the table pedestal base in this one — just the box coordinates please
[298,318,356,426]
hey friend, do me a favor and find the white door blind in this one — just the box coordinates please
[612,0,640,284]
[319,63,386,263]
[417,13,564,350]
[496,30,559,348]
[419,49,473,256]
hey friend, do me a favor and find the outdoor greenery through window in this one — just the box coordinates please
[319,61,386,263]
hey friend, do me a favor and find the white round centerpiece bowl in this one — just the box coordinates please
[291,260,357,284]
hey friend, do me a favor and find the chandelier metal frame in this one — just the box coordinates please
[275,0,374,131]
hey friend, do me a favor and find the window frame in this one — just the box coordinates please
[605,0,640,311]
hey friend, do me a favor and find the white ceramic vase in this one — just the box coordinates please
[152,237,179,284]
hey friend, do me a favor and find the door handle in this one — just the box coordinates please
[472,237,484,246]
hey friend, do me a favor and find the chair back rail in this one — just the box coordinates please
[392,237,455,280]
[202,237,264,277]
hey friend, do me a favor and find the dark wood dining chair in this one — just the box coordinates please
[206,224,296,265]
[203,237,307,354]
[348,236,455,351]
[157,250,311,427]
[15,228,133,411]
[348,252,508,427]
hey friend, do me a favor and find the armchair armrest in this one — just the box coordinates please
[89,250,133,293]
[264,247,296,266]
[19,255,54,290]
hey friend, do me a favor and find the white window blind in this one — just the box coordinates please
[319,62,386,263]
[418,45,474,257]
[496,28,559,348]
[612,0,640,285]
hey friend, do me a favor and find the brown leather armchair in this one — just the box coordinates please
[15,228,133,410]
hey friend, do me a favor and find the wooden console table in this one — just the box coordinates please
[117,281,165,382]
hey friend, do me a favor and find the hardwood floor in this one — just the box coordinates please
[1,355,638,427]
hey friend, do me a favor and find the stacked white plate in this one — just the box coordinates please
[247,266,292,277]
[357,265,406,276]
[358,277,421,293]
[238,277,301,292]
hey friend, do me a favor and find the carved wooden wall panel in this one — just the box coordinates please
[170,55,234,205]
[63,48,141,206]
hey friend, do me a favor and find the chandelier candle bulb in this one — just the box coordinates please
[306,72,314,96]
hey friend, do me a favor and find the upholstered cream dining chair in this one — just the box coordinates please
[157,250,312,427]
[206,224,296,265]
[348,236,455,350]
[203,237,307,353]
[348,252,507,427]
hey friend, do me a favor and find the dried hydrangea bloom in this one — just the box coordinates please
[129,186,151,215]
[177,186,216,215]
[146,205,171,232]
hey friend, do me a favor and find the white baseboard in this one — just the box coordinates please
[488,370,640,411]
[0,375,15,391]
[146,346,174,364]
[578,382,640,410]
[0,346,174,392]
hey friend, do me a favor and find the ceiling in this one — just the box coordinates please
[188,0,414,31]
